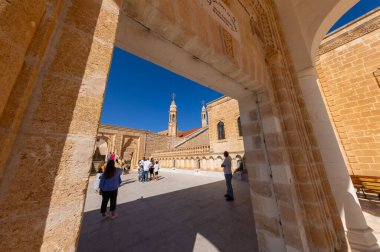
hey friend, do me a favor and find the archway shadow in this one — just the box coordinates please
[78,180,258,252]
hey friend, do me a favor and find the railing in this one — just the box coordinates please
[151,145,210,157]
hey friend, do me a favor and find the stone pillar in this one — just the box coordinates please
[298,66,379,251]
[264,50,350,251]
[0,0,46,118]
[111,134,116,153]
[114,133,123,157]
[0,0,119,251]
[0,0,53,181]
[239,94,286,252]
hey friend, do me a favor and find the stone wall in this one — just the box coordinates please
[0,0,63,183]
[0,0,358,251]
[175,128,209,149]
[208,97,244,154]
[97,124,172,166]
[316,8,380,176]
[0,0,120,250]
[145,133,171,157]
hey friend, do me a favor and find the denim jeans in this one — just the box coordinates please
[224,173,234,198]
[143,171,149,181]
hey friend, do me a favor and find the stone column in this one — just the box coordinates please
[298,66,379,251]
[0,0,54,181]
[239,94,286,252]
[0,0,119,251]
[116,133,124,157]
[0,0,46,117]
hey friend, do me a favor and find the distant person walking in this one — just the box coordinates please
[99,160,123,219]
[143,157,151,182]
[153,161,160,181]
[221,151,234,201]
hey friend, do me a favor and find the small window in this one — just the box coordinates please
[171,114,175,122]
[217,121,225,140]
[237,117,242,136]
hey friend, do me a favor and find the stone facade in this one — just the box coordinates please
[94,124,172,167]
[96,96,245,172]
[317,8,380,176]
[0,0,376,251]
[208,97,244,154]
[152,96,245,171]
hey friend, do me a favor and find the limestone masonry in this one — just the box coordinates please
[317,8,380,177]
[95,96,245,171]
[0,0,378,251]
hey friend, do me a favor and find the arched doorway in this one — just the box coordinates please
[93,136,111,161]
[1,0,376,251]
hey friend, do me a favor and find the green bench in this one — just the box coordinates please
[350,175,380,200]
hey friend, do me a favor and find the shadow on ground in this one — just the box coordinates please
[359,198,380,217]
[78,179,258,252]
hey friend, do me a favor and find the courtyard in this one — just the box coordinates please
[78,170,258,252]
[2,0,380,250]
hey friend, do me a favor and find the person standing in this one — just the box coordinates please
[221,151,234,201]
[149,158,155,180]
[143,157,151,182]
[106,152,112,162]
[94,161,105,193]
[154,161,160,181]
[138,159,144,182]
[99,160,123,219]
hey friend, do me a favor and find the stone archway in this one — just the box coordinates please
[275,1,378,250]
[120,136,139,167]
[94,135,111,161]
[0,0,374,251]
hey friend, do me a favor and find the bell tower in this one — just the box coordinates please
[168,93,178,137]
[201,100,207,127]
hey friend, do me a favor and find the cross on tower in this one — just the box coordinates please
[172,93,176,101]
[202,100,205,106]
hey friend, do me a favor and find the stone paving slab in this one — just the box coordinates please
[78,170,258,252]
[359,198,380,246]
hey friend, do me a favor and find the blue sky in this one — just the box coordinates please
[329,0,380,32]
[100,0,379,132]
[100,49,222,132]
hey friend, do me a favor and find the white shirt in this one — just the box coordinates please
[143,160,151,171]
[93,173,102,190]
[154,164,159,172]
[222,156,232,174]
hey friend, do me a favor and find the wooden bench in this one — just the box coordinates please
[350,175,380,200]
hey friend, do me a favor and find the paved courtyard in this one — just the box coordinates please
[359,198,380,245]
[78,169,258,252]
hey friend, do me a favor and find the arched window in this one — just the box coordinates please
[217,121,225,140]
[237,117,242,136]
[171,114,175,122]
